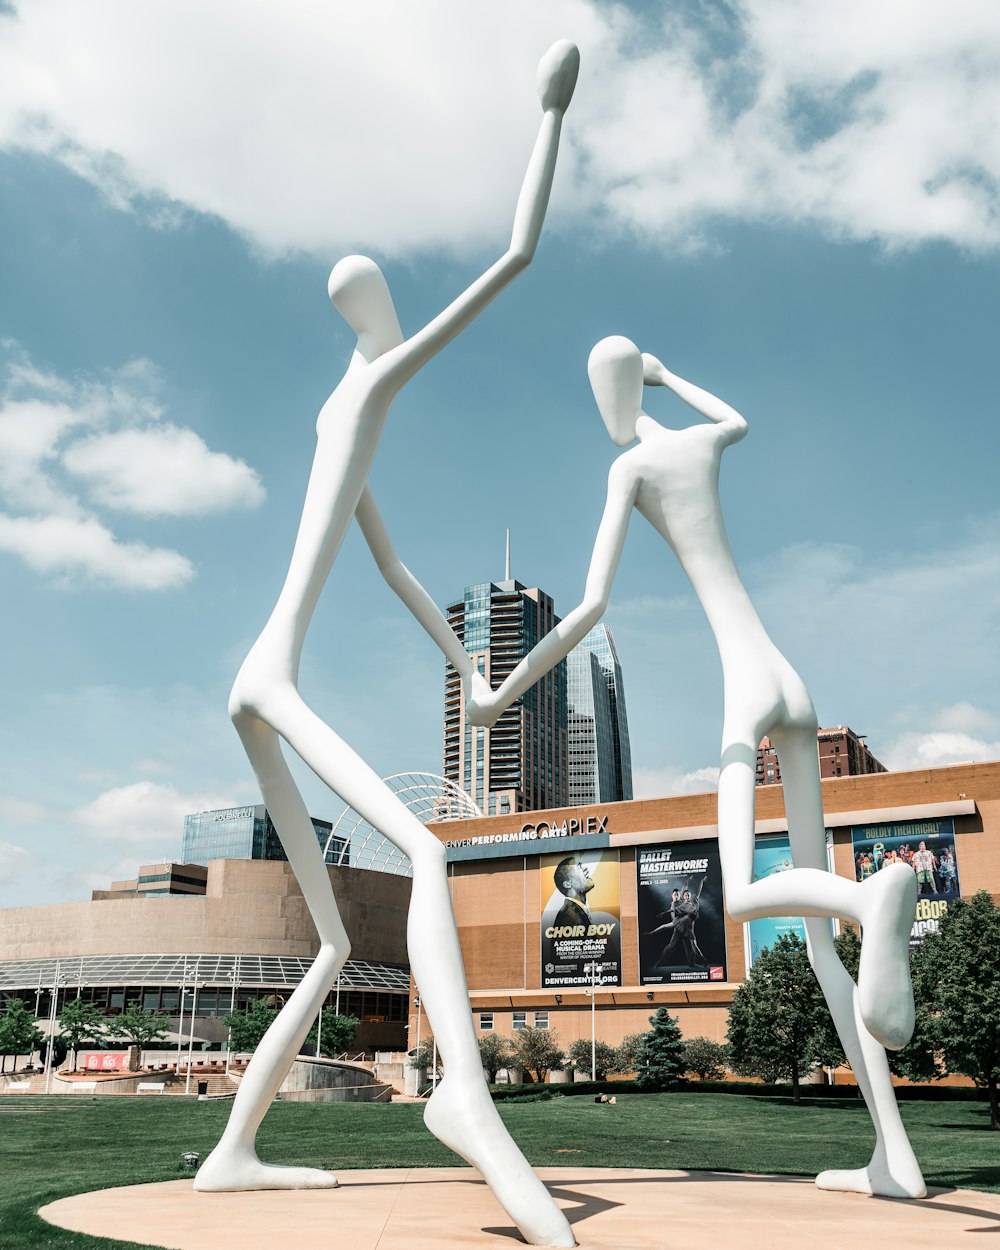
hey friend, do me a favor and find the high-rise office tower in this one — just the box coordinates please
[566,624,633,806]
[443,564,568,815]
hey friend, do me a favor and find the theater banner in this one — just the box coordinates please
[539,848,621,989]
[744,834,836,968]
[850,817,961,947]
[636,839,727,985]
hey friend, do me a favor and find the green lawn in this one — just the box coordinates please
[1,1091,997,1249]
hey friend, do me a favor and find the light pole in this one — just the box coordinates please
[184,982,203,1095]
[224,958,238,1076]
[43,961,65,1095]
[175,956,188,1076]
[413,995,422,1057]
[585,961,603,1082]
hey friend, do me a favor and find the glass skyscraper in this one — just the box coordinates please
[182,804,347,866]
[443,578,568,814]
[566,624,633,805]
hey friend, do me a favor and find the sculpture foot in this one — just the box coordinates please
[193,1147,338,1192]
[858,863,917,1050]
[424,1073,575,1247]
[816,1159,926,1199]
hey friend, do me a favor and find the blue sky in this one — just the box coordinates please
[1,0,998,906]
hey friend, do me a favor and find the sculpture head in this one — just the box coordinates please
[588,336,644,445]
[328,255,404,358]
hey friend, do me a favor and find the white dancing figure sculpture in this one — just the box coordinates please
[469,335,925,1200]
[195,43,580,1249]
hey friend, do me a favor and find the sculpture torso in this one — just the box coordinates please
[237,357,401,687]
[624,420,808,725]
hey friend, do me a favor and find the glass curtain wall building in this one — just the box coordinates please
[443,579,568,814]
[566,624,633,805]
[182,804,348,865]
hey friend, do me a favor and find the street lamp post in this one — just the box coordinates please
[585,961,603,1082]
[43,961,65,1095]
[184,983,203,1095]
[175,956,188,1076]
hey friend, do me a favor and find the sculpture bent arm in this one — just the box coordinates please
[382,42,578,387]
[467,459,636,727]
[642,353,748,446]
[355,486,487,694]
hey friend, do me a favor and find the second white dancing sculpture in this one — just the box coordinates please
[470,336,925,1200]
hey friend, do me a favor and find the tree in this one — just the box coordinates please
[682,1036,727,1081]
[58,998,106,1071]
[726,934,829,1101]
[222,999,278,1053]
[408,1035,439,1072]
[106,1001,171,1051]
[0,1000,43,1074]
[512,1027,564,1083]
[478,1033,516,1083]
[813,927,943,1084]
[634,1007,686,1091]
[567,1038,620,1081]
[304,1012,359,1058]
[914,891,1000,1128]
[615,1033,644,1077]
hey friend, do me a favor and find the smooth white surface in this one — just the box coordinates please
[195,41,579,1250]
[470,336,924,1200]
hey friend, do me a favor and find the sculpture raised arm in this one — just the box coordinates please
[382,41,579,387]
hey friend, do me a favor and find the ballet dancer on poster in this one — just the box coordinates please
[195,43,580,1249]
[469,336,925,1199]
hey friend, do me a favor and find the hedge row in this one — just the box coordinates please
[490,1077,988,1103]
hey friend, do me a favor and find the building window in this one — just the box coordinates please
[512,1011,527,1030]
[534,1011,549,1029]
[478,1012,494,1031]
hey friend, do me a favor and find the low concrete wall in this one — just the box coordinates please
[52,1072,184,1095]
[278,1057,392,1103]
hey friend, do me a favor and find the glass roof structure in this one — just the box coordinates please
[0,954,410,992]
[324,771,482,877]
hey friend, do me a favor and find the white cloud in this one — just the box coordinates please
[0,346,264,586]
[881,730,1000,772]
[0,513,193,589]
[74,781,236,851]
[1,1,998,255]
[63,424,264,517]
[633,764,720,799]
[0,840,33,886]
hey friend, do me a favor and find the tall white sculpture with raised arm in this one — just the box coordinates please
[194,43,580,1249]
[470,335,926,1200]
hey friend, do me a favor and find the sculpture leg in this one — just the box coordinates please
[773,725,925,1198]
[225,687,575,1248]
[195,712,349,1192]
[717,721,916,1048]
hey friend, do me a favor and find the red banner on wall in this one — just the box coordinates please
[83,1052,130,1071]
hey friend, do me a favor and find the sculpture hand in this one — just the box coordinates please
[466,671,499,728]
[641,352,668,386]
[536,40,580,113]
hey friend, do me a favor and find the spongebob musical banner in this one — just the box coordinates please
[850,818,961,947]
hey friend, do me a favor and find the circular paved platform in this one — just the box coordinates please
[40,1166,1000,1250]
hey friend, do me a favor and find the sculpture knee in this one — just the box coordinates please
[724,883,755,923]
